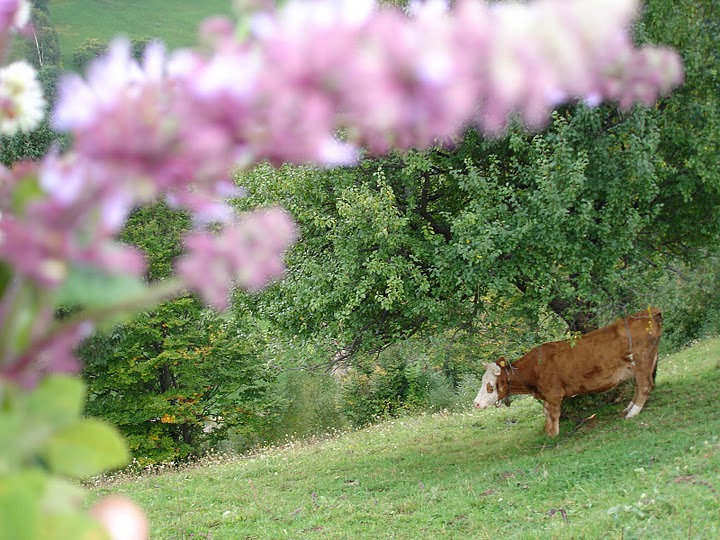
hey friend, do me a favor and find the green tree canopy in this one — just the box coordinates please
[234,0,720,360]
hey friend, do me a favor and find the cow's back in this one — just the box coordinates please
[522,309,662,398]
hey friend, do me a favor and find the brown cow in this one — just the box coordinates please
[473,308,662,436]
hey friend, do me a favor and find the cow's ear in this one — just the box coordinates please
[497,356,507,368]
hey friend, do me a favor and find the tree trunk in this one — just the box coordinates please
[158,364,176,392]
[548,298,598,334]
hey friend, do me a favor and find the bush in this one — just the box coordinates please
[72,38,107,72]
[341,350,408,427]
[455,373,482,407]
[340,343,473,427]
[72,36,152,72]
[268,370,347,441]
[651,257,720,351]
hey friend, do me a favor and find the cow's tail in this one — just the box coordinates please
[652,354,659,383]
[652,309,663,383]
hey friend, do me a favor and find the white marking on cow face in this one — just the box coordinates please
[473,363,502,409]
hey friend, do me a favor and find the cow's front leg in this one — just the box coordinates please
[543,399,561,437]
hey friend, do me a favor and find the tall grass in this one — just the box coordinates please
[90,337,720,539]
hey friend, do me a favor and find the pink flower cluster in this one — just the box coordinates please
[178,208,297,310]
[0,0,29,34]
[0,156,146,287]
[52,0,684,173]
[0,0,683,383]
[46,0,683,209]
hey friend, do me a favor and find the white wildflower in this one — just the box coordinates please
[0,61,46,134]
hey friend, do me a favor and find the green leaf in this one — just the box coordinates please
[23,375,85,430]
[42,419,130,478]
[0,409,23,471]
[39,513,108,540]
[0,471,46,540]
[10,174,45,216]
[53,265,146,310]
[0,262,11,299]
[39,479,106,540]
[40,478,86,514]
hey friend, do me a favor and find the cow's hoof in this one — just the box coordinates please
[623,404,642,419]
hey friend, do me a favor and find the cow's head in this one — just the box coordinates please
[473,357,509,409]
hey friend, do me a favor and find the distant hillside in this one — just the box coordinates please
[49,0,234,65]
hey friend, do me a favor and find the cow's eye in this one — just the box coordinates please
[486,382,494,393]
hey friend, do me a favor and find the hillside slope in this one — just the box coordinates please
[93,338,720,539]
[49,0,233,64]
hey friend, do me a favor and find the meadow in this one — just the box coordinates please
[49,0,233,64]
[90,338,720,539]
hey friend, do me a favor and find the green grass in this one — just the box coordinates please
[91,338,720,539]
[49,0,234,65]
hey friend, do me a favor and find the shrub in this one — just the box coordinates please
[340,343,471,426]
[72,38,107,72]
[651,257,720,351]
[268,370,347,441]
[341,350,408,427]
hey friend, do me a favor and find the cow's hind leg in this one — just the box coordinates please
[624,354,657,419]
[543,399,562,436]
[622,400,636,416]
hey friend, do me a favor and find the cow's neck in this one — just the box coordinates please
[506,356,539,397]
[507,370,533,395]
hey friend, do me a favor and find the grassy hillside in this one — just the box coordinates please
[49,0,234,65]
[91,338,720,539]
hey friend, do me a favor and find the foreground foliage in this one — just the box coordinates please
[91,338,720,539]
[0,376,129,539]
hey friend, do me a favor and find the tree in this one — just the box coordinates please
[31,0,49,13]
[25,7,61,67]
[237,104,665,357]
[234,0,719,360]
[640,0,720,261]
[79,202,280,462]
[81,297,276,463]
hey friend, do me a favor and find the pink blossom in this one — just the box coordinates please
[52,0,684,171]
[2,321,94,389]
[0,155,146,287]
[0,205,146,287]
[0,0,29,34]
[53,39,247,217]
[54,40,200,189]
[177,208,297,310]
[0,214,72,285]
